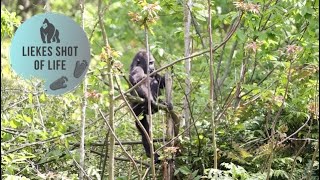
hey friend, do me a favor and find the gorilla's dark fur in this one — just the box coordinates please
[129,50,165,163]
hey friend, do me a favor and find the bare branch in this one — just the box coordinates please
[278,115,311,145]
[98,109,141,177]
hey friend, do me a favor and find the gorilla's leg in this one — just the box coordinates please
[55,30,60,43]
[47,29,54,43]
[40,30,46,43]
[135,115,160,163]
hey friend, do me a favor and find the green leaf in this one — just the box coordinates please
[178,166,192,175]
[28,93,33,104]
[39,93,46,102]
[158,48,164,57]
[191,169,199,178]
[22,115,32,123]
[9,119,18,128]
[199,134,204,140]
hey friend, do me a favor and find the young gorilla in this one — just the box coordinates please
[129,50,166,163]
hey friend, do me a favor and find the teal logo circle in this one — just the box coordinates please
[10,13,90,95]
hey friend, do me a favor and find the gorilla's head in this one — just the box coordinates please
[42,18,49,29]
[130,50,155,74]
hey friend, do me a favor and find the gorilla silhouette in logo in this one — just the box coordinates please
[40,18,60,43]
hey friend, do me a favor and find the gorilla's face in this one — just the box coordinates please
[139,51,155,74]
[42,23,48,29]
[148,57,155,73]
[131,50,156,74]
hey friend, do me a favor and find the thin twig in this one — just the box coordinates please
[91,150,150,167]
[155,102,209,153]
[79,0,87,179]
[277,115,311,145]
[2,132,76,155]
[98,109,141,177]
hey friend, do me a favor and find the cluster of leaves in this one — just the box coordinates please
[1,7,20,38]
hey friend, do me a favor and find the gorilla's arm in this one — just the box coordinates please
[129,66,146,84]
[154,73,165,89]
[40,27,46,43]
[129,66,154,102]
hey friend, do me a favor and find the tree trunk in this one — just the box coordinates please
[163,72,174,180]
[183,0,192,138]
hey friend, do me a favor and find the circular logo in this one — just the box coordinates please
[10,13,90,95]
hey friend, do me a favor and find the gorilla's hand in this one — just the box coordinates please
[50,76,68,90]
[74,60,88,78]
[157,99,173,111]
[154,73,165,88]
[166,102,174,111]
